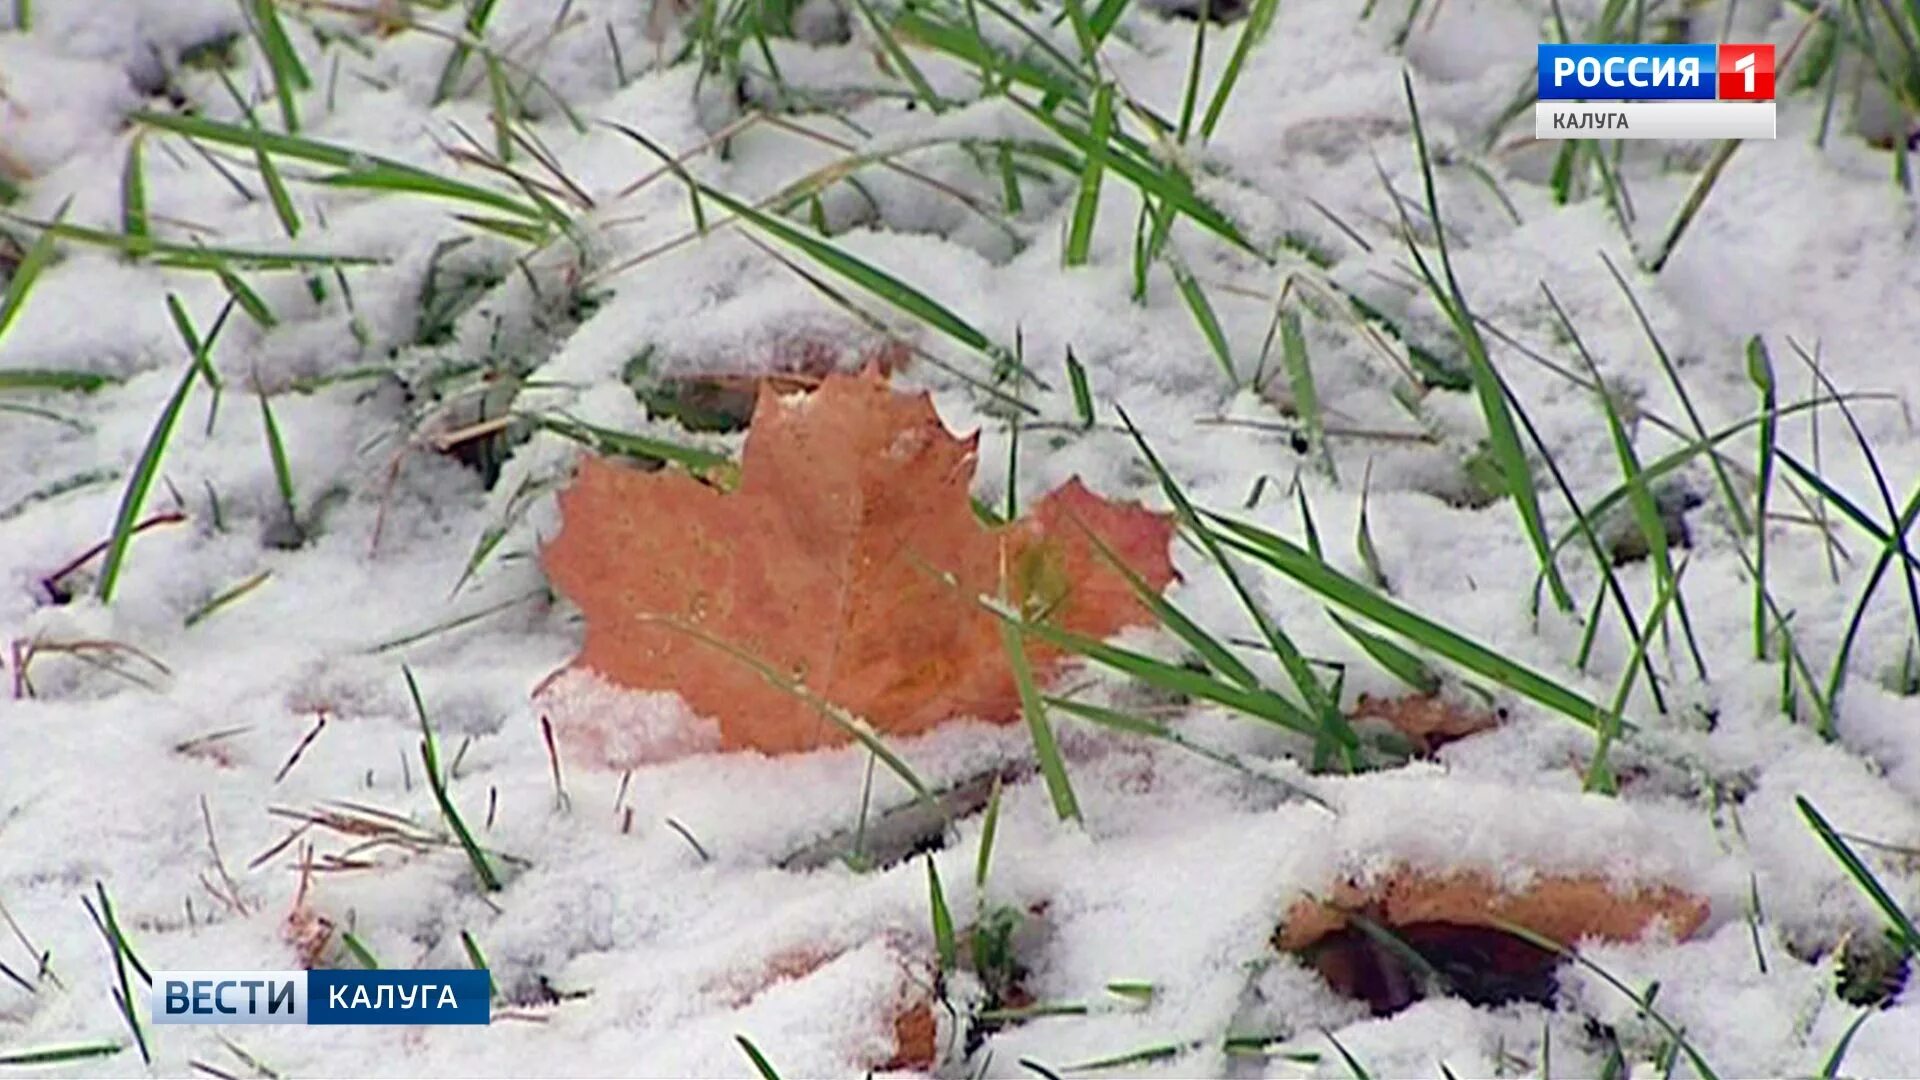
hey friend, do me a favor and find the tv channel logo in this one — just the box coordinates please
[1535,43,1776,140]
[1537,44,1774,100]
[153,970,491,1025]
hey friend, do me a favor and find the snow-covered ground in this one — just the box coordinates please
[3,0,1919,1074]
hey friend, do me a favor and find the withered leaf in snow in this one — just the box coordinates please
[1278,866,1711,1014]
[540,368,1175,760]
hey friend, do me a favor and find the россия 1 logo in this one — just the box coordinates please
[152,970,490,1025]
[1535,43,1776,140]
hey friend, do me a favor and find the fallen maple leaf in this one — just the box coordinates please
[540,368,1175,760]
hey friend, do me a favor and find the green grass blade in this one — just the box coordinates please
[0,197,70,344]
[1001,617,1081,822]
[1399,75,1571,611]
[736,1035,783,1080]
[1169,255,1237,387]
[131,110,544,221]
[1328,611,1439,695]
[406,666,504,891]
[1280,308,1335,480]
[926,856,958,971]
[97,356,197,603]
[435,0,502,103]
[1063,81,1112,268]
[121,135,150,254]
[0,1043,125,1066]
[1797,796,1920,956]
[1200,0,1279,140]
[1208,511,1607,729]
[258,390,298,524]
[975,773,1002,888]
[1065,348,1095,429]
[340,931,381,969]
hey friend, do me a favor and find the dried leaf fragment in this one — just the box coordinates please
[1279,866,1710,1014]
[540,368,1175,760]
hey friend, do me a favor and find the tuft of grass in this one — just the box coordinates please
[131,111,547,224]
[244,0,313,133]
[1119,408,1360,770]
[1495,917,1721,1080]
[1397,75,1572,612]
[435,0,503,103]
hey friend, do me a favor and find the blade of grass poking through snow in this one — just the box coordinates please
[121,135,149,254]
[1205,511,1607,729]
[1328,611,1439,695]
[1175,0,1210,141]
[1556,281,1707,680]
[0,1043,125,1066]
[1063,81,1112,267]
[405,667,503,892]
[0,197,69,345]
[340,932,381,969]
[846,0,945,112]
[1821,1009,1873,1080]
[1066,348,1095,429]
[975,773,1002,887]
[245,0,311,133]
[97,355,197,604]
[1601,254,1750,538]
[1584,557,1687,795]
[926,856,958,971]
[1797,796,1920,956]
[436,0,502,103]
[1281,309,1335,481]
[184,570,272,628]
[130,111,545,222]
[1398,75,1572,611]
[1647,139,1740,273]
[1748,336,1776,661]
[459,930,498,1000]
[258,390,298,528]
[1493,918,1721,1080]
[1001,610,1081,822]
[1200,0,1279,139]
[90,884,149,1066]
[736,1036,783,1080]
[1169,254,1238,387]
[1119,408,1359,768]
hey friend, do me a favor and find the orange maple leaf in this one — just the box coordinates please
[540,368,1175,759]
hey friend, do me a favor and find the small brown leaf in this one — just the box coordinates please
[1350,692,1501,754]
[1278,866,1710,1014]
[540,368,1175,762]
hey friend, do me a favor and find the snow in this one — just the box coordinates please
[5,0,1920,1075]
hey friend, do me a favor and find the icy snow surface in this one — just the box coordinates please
[3,0,1920,1075]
